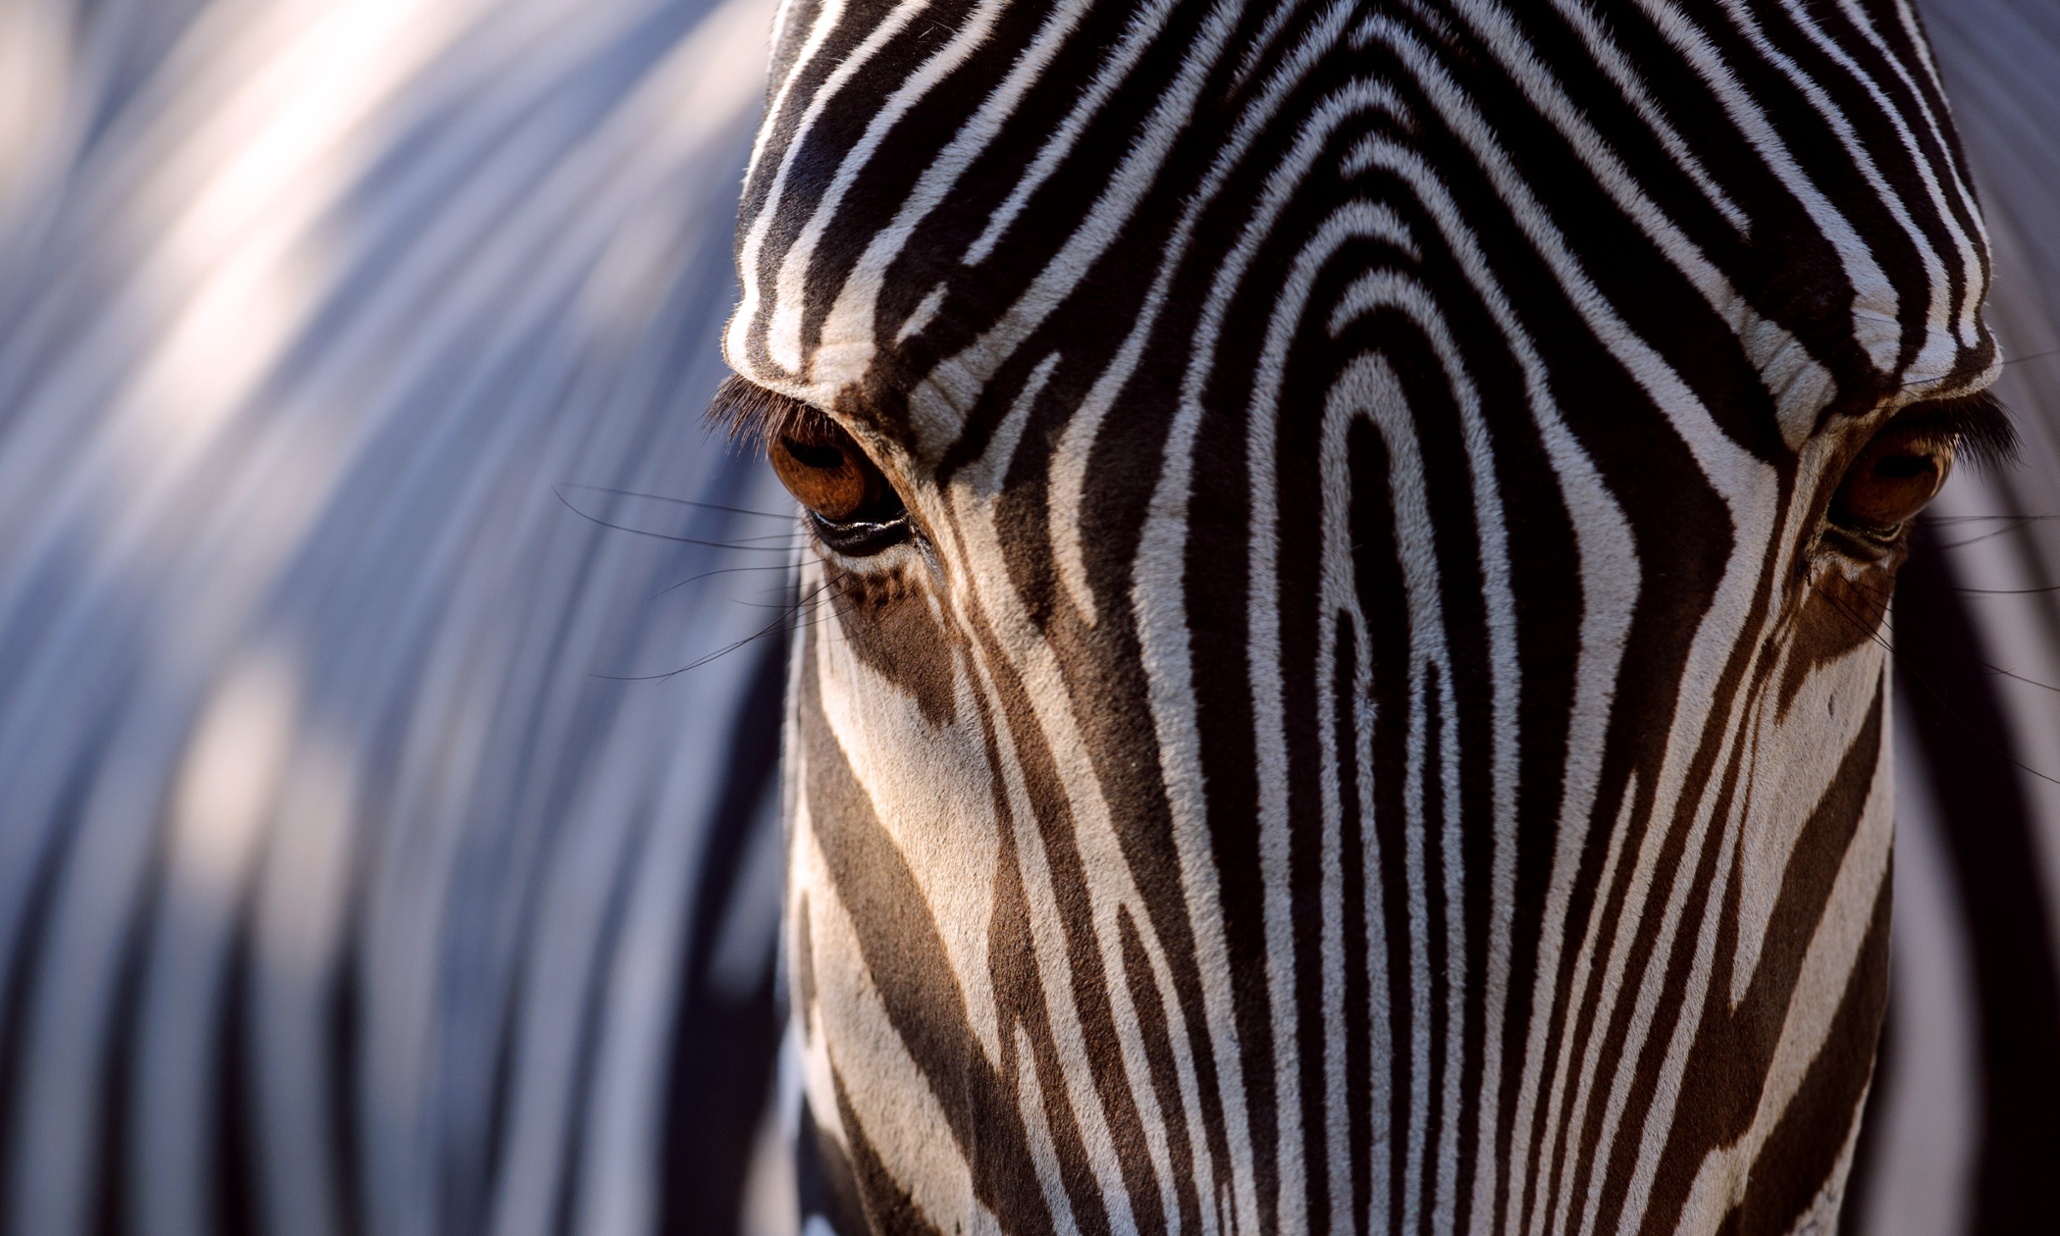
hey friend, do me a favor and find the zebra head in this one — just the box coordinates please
[717,2,2007,1232]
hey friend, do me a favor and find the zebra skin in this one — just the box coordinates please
[0,0,2051,1234]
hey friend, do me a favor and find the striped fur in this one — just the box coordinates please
[723,2,2003,1233]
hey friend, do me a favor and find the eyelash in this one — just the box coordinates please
[709,373,815,448]
[1890,389,2016,467]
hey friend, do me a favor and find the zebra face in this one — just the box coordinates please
[718,2,2006,1233]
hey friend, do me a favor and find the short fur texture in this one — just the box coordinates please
[723,2,2005,1232]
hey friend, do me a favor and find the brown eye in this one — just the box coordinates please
[1831,422,1956,535]
[766,413,909,554]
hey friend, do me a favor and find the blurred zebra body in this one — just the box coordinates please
[0,2,2054,1235]
[1849,4,2060,1227]
[0,1,793,1234]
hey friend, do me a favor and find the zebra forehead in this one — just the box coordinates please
[722,0,1999,454]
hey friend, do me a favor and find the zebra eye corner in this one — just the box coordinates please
[1826,421,1957,545]
[767,416,911,557]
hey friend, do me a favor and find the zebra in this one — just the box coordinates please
[0,1,2056,1235]
[715,1,2030,1233]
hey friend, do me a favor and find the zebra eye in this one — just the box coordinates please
[767,414,909,555]
[1830,422,1956,536]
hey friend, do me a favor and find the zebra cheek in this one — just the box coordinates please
[817,561,961,730]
